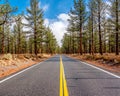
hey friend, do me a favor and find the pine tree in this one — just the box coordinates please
[14,15,24,54]
[0,1,17,54]
[115,0,119,55]
[107,0,120,55]
[25,0,44,56]
[88,0,96,55]
[69,0,87,55]
[44,27,57,54]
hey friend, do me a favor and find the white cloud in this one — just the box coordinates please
[44,13,70,46]
[58,13,70,22]
[11,22,16,31]
[22,17,31,32]
[104,1,112,18]
[43,4,49,11]
[44,18,50,27]
[39,2,49,12]
[106,1,111,6]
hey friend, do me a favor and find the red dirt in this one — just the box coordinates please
[0,55,52,79]
[0,60,37,78]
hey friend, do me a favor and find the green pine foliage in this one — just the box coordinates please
[62,0,120,55]
[0,0,58,56]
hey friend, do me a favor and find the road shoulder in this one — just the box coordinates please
[67,55,120,76]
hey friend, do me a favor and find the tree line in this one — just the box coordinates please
[62,0,120,55]
[0,0,59,56]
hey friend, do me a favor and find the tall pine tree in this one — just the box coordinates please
[69,0,87,55]
[25,0,43,56]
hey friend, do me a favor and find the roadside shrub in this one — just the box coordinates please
[103,56,112,61]
[37,54,42,58]
[116,56,120,63]
[94,55,103,60]
[24,54,31,59]
[3,54,12,60]
[85,55,94,60]
[0,60,6,66]
[17,55,25,59]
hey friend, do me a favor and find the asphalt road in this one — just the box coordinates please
[62,55,120,96]
[0,56,60,96]
[0,55,120,96]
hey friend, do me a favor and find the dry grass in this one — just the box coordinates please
[70,54,120,64]
[0,54,53,78]
[68,53,120,73]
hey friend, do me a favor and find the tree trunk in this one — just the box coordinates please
[34,27,37,56]
[109,38,111,53]
[89,39,91,54]
[115,0,119,55]
[2,25,5,54]
[91,13,94,55]
[98,3,103,55]
[18,27,21,54]
[80,26,83,55]
[7,36,10,53]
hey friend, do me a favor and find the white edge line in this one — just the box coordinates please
[66,56,120,79]
[0,57,51,84]
[81,61,120,79]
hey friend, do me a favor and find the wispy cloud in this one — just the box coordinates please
[43,4,49,11]
[39,2,49,12]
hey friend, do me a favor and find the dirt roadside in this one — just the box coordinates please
[0,54,53,79]
[67,54,120,76]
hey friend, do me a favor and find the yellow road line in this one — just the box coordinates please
[60,57,63,96]
[60,56,69,96]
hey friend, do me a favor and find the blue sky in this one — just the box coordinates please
[2,0,88,45]
[4,0,74,45]
[7,0,74,19]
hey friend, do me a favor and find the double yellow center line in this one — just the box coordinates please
[60,56,69,96]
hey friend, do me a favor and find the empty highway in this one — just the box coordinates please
[0,55,120,96]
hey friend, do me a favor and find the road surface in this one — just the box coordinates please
[0,55,120,96]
